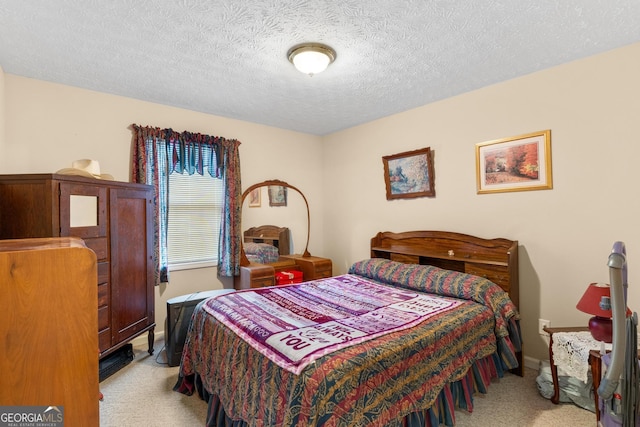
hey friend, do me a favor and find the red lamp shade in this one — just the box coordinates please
[576,283,632,343]
[577,283,613,317]
[576,283,613,343]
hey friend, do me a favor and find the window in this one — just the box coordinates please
[167,171,224,270]
[132,124,241,282]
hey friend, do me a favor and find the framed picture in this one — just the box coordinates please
[268,185,287,207]
[476,130,552,194]
[248,188,261,207]
[382,147,435,200]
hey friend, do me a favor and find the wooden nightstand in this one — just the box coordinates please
[543,326,590,404]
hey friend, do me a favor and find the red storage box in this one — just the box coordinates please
[275,270,303,285]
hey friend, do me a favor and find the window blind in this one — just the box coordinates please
[167,172,223,266]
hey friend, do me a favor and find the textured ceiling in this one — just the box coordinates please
[1,1,639,136]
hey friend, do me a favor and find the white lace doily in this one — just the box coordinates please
[551,331,612,383]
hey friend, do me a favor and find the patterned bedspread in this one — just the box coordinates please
[175,259,521,427]
[205,274,463,374]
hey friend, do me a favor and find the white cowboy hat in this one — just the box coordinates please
[56,159,114,180]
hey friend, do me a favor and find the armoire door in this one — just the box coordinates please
[109,185,155,344]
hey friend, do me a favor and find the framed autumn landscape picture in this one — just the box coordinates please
[476,130,552,194]
[382,147,435,200]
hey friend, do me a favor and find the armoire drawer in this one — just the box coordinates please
[97,261,109,285]
[83,237,108,260]
[98,282,109,308]
[98,306,110,330]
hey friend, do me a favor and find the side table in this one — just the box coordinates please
[543,326,590,404]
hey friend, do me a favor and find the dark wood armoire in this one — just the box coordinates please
[0,173,155,359]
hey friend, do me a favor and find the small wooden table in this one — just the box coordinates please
[590,349,606,422]
[543,326,590,404]
[545,326,640,423]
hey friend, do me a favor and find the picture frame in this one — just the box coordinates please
[476,130,552,194]
[248,188,261,207]
[268,185,287,207]
[382,147,435,200]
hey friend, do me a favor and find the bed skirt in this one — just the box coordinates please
[174,352,506,427]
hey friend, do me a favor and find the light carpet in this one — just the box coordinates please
[99,339,594,426]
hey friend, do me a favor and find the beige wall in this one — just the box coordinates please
[0,65,5,165]
[2,42,639,364]
[322,42,640,362]
[1,74,324,336]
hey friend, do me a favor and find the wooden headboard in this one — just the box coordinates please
[243,225,291,255]
[370,230,519,309]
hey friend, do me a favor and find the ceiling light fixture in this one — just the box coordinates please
[287,43,336,76]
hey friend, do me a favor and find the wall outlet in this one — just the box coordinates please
[539,319,551,336]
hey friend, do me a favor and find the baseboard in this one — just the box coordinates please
[524,355,542,371]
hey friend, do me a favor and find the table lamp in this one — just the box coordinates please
[576,282,613,343]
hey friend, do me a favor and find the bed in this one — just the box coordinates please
[243,225,290,264]
[174,230,522,426]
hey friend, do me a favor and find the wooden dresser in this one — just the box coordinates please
[0,173,155,359]
[0,237,99,425]
[280,254,333,280]
[235,255,333,289]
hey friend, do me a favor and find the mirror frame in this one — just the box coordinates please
[239,179,311,266]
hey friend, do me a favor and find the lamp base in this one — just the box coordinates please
[588,316,612,343]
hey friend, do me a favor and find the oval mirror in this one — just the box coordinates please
[240,179,310,267]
